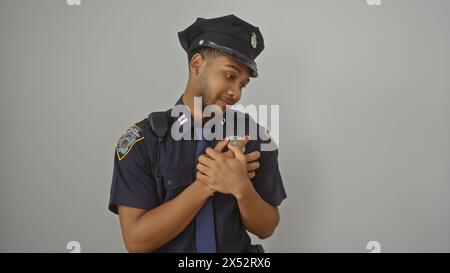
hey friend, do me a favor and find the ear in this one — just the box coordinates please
[189,53,206,76]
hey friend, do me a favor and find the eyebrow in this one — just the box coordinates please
[225,64,242,74]
[225,64,250,83]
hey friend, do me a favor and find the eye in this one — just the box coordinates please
[241,81,249,89]
[225,73,235,81]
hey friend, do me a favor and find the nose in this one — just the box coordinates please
[227,87,241,102]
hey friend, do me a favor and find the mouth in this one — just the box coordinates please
[219,96,233,106]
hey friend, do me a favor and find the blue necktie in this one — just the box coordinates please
[194,128,217,253]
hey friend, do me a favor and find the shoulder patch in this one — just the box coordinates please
[116,125,144,160]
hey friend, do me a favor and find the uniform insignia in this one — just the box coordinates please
[251,32,257,48]
[116,125,144,160]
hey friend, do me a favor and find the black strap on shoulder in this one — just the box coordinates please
[148,109,172,204]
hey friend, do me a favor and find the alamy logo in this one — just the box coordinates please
[66,0,81,6]
[66,241,81,253]
[366,241,381,253]
[366,0,382,6]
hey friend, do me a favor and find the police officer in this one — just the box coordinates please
[108,14,287,253]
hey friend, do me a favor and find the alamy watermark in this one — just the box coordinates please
[170,97,279,152]
[66,0,81,6]
[66,241,81,253]
[366,0,382,6]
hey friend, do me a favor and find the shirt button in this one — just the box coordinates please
[167,180,173,186]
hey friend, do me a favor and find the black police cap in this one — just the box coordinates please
[178,14,265,77]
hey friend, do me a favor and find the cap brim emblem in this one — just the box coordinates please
[251,32,257,49]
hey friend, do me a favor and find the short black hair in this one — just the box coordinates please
[187,47,225,65]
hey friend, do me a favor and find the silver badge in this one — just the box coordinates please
[251,32,257,49]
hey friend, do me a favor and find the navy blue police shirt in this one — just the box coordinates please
[108,95,287,253]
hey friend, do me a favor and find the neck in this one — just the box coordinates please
[182,85,209,126]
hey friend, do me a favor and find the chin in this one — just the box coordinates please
[207,100,224,111]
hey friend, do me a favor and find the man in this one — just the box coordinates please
[108,14,287,253]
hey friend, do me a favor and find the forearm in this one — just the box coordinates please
[235,182,280,239]
[127,180,212,252]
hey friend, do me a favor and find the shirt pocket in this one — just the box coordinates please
[159,165,194,202]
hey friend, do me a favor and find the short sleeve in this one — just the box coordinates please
[251,146,287,207]
[108,125,159,214]
[245,116,287,207]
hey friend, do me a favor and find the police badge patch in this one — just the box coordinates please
[116,125,144,160]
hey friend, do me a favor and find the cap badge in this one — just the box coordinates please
[251,32,257,49]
